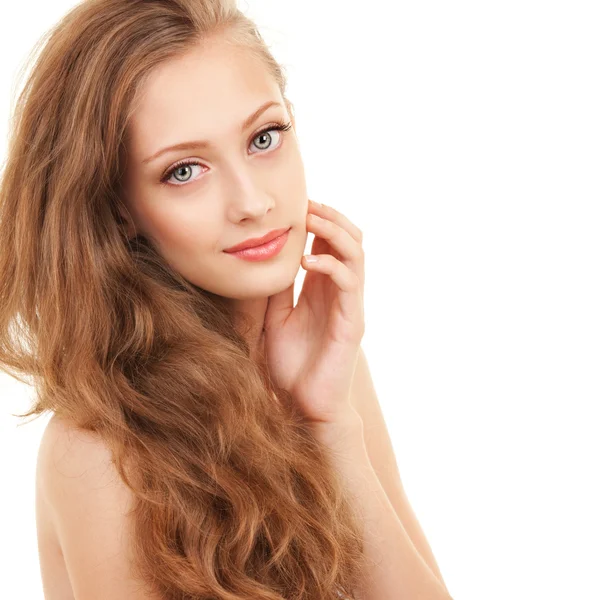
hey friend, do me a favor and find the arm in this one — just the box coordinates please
[312,412,453,600]
[349,345,450,592]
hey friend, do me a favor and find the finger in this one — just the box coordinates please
[302,254,360,291]
[307,213,364,267]
[308,199,363,244]
[301,254,364,328]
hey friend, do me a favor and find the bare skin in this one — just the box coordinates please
[36,415,165,599]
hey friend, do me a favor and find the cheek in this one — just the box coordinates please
[280,152,306,189]
[144,203,220,255]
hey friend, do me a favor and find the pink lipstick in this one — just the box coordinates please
[223,228,291,262]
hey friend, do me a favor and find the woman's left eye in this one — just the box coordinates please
[160,120,293,187]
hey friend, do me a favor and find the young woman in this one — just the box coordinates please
[0,1,451,598]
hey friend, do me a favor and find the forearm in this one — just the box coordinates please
[350,346,449,590]
[312,412,453,600]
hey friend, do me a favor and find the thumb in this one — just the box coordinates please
[264,281,294,330]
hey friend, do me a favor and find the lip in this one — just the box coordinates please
[224,228,291,262]
[223,227,290,253]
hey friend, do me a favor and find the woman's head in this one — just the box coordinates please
[0,1,366,598]
[121,32,308,301]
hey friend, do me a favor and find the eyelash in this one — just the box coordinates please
[159,119,293,186]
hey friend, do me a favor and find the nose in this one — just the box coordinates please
[228,193,275,222]
[224,165,275,222]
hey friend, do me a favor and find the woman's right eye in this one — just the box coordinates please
[161,161,204,186]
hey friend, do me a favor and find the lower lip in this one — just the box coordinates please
[225,228,291,261]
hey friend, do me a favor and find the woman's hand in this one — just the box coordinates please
[263,199,365,426]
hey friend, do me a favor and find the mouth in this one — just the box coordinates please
[223,228,291,262]
[223,227,291,253]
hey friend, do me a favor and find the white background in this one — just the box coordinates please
[1,1,599,599]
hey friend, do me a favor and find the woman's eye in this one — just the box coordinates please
[164,162,203,186]
[250,128,282,154]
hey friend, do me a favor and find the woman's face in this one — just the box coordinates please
[121,36,308,300]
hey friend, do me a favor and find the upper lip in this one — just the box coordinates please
[224,227,290,253]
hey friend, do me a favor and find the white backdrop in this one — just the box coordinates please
[1,1,599,599]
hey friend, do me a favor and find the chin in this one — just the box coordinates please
[226,260,301,301]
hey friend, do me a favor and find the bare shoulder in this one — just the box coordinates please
[36,414,162,599]
[37,415,132,491]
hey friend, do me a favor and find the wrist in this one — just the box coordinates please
[309,408,367,453]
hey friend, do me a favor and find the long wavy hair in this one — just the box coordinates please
[0,0,367,598]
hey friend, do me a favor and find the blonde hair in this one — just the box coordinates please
[0,1,366,598]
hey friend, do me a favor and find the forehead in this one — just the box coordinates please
[127,37,282,155]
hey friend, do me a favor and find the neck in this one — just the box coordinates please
[226,296,269,365]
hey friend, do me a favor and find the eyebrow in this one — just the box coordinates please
[141,100,283,165]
